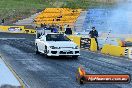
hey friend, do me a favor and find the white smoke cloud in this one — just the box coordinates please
[106,0,132,34]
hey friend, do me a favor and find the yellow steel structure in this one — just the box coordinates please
[101,44,125,56]
[35,8,81,27]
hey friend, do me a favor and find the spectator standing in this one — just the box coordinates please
[89,27,99,50]
[40,23,44,27]
[1,19,4,25]
[60,26,62,31]
[65,25,72,35]
[51,24,55,32]
[53,26,58,33]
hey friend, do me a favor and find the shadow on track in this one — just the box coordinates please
[36,53,79,61]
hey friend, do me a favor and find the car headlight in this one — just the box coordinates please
[50,46,60,49]
[73,46,79,49]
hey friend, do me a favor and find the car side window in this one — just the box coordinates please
[46,35,52,41]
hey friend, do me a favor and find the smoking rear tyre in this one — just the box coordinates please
[35,45,40,54]
[72,56,78,59]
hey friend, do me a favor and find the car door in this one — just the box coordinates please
[35,39,41,51]
[38,37,46,53]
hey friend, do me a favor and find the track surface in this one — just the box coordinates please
[0,33,132,88]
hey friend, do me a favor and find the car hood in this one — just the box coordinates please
[47,41,77,48]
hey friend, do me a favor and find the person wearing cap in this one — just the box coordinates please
[89,27,99,50]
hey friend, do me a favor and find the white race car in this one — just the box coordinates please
[35,33,80,58]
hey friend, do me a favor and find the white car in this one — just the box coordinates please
[35,33,80,58]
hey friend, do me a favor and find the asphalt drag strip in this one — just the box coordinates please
[0,33,131,88]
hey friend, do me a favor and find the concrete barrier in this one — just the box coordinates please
[24,29,36,34]
[68,34,132,58]
[90,38,97,52]
[128,48,132,59]
[67,35,81,47]
[101,44,125,57]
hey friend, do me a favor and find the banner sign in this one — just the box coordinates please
[8,27,22,33]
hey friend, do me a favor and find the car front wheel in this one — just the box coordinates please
[35,45,40,54]
[44,46,48,57]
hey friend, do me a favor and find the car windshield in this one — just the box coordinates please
[46,34,71,41]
